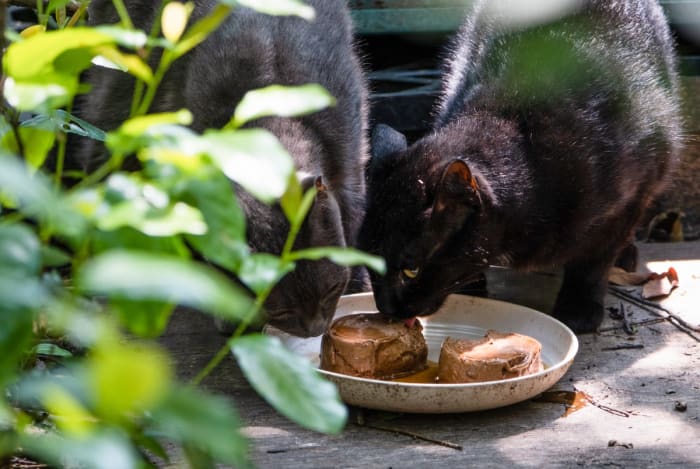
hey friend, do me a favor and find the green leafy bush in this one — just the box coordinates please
[0,1,383,466]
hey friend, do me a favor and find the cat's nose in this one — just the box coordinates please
[373,286,419,319]
[373,286,399,316]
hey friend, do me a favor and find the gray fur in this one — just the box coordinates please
[72,0,369,337]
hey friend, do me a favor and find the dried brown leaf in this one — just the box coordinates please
[642,267,679,299]
[608,267,651,286]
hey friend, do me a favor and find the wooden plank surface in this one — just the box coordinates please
[158,241,700,468]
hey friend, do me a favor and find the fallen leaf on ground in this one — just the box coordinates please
[608,267,651,286]
[642,267,679,299]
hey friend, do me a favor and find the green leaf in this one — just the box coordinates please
[3,78,72,112]
[115,110,193,137]
[20,430,141,469]
[94,25,149,49]
[238,254,294,295]
[106,111,194,157]
[90,226,189,258]
[3,27,117,111]
[184,174,248,272]
[20,126,56,170]
[229,84,335,128]
[42,384,96,437]
[136,432,170,463]
[0,310,34,386]
[231,0,315,20]
[232,334,347,434]
[0,155,86,237]
[20,110,107,141]
[0,224,41,275]
[289,247,386,274]
[98,199,207,237]
[280,171,303,222]
[2,119,56,168]
[161,1,192,43]
[93,45,154,84]
[110,299,175,338]
[76,250,254,322]
[0,400,15,427]
[203,129,294,203]
[152,387,250,468]
[74,173,208,237]
[87,340,172,420]
[33,342,73,358]
[183,444,216,469]
[0,274,47,311]
[47,0,76,13]
[40,244,72,267]
[171,4,231,59]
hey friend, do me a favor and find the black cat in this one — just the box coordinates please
[360,0,682,333]
[73,0,369,337]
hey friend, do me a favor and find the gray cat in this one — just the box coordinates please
[72,0,369,337]
[360,0,682,333]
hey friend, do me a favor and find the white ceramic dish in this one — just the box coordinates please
[266,292,578,413]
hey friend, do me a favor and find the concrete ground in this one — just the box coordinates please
[159,240,700,468]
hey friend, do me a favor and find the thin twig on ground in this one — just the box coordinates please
[609,286,700,342]
[354,411,463,451]
[598,317,666,333]
[601,344,644,351]
[575,387,634,418]
[360,422,464,451]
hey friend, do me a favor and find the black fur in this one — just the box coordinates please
[72,0,369,337]
[360,0,682,333]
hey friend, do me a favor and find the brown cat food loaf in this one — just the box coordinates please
[438,331,544,384]
[320,313,428,379]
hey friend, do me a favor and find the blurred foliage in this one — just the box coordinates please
[0,1,384,467]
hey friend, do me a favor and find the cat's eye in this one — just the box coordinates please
[402,268,420,279]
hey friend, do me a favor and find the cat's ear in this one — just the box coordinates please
[299,174,329,201]
[430,159,481,238]
[314,175,327,193]
[370,124,407,160]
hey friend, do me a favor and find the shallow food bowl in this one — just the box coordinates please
[267,292,578,413]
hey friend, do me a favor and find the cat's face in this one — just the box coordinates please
[359,125,489,320]
[259,176,349,337]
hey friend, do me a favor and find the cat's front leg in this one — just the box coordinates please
[552,257,614,333]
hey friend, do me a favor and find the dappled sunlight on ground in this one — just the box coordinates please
[240,426,292,438]
[625,341,699,376]
[646,258,700,326]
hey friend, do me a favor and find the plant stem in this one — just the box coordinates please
[189,293,268,386]
[56,6,66,28]
[111,0,134,30]
[135,53,172,116]
[2,105,26,159]
[0,211,26,225]
[66,3,88,28]
[281,187,316,257]
[35,0,44,25]
[130,0,167,117]
[190,188,315,385]
[71,152,123,190]
[54,132,67,188]
[53,105,72,188]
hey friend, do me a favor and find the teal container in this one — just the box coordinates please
[349,0,694,35]
[348,0,472,35]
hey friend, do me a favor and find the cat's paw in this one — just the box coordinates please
[552,297,605,334]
